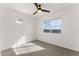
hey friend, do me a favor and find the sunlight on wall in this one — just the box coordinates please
[12,34,26,48]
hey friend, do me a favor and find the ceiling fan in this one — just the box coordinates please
[33,3,50,15]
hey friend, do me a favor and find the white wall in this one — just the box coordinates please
[0,5,2,55]
[36,4,79,52]
[0,6,36,51]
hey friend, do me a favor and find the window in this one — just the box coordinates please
[42,18,61,33]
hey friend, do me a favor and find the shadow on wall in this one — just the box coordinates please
[12,34,26,48]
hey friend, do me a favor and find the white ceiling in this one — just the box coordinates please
[1,3,72,18]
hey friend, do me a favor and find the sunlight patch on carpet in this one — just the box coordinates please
[13,42,45,55]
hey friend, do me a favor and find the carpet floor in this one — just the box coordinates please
[1,40,79,56]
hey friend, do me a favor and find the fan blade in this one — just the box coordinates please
[33,11,38,15]
[34,3,38,9]
[41,9,50,13]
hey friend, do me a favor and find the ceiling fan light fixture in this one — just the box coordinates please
[38,10,41,13]
[33,3,50,15]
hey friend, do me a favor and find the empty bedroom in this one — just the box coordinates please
[0,3,79,56]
